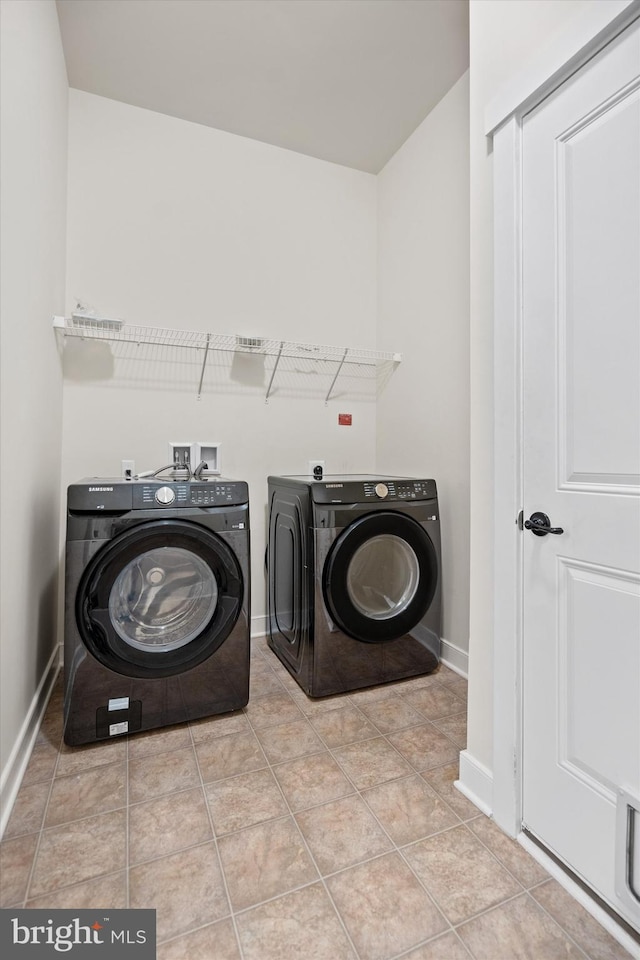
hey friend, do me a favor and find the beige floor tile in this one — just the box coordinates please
[129,841,229,942]
[362,775,459,846]
[3,780,50,839]
[129,746,200,803]
[402,684,466,721]
[29,809,127,899]
[129,787,212,864]
[404,824,522,925]
[457,892,586,959]
[158,917,241,960]
[26,871,127,909]
[468,816,549,889]
[296,794,393,875]
[402,931,473,959]
[205,768,289,835]
[358,696,426,733]
[432,712,467,749]
[194,729,266,783]
[421,763,481,821]
[20,739,59,785]
[45,761,127,827]
[348,684,404,705]
[218,816,318,911]
[236,882,356,960]
[273,752,354,811]
[531,879,632,960]
[189,710,250,743]
[309,703,379,747]
[250,669,287,699]
[444,677,468,701]
[327,852,447,960]
[291,692,353,716]
[55,738,127,777]
[0,833,38,906]
[127,723,192,760]
[254,718,325,764]
[388,724,459,772]
[244,692,304,729]
[333,737,413,789]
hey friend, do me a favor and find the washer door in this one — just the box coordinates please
[76,519,243,678]
[323,512,437,643]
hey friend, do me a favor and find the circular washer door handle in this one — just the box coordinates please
[524,511,564,536]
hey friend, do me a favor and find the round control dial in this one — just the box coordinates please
[155,485,176,505]
[375,482,389,499]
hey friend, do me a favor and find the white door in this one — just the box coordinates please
[522,18,640,931]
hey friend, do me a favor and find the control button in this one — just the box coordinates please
[155,485,175,505]
[375,482,389,499]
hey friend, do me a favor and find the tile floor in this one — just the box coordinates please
[0,637,633,959]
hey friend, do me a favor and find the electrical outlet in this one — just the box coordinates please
[121,459,135,480]
[168,442,192,470]
[308,460,325,480]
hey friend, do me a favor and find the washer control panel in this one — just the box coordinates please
[67,478,249,512]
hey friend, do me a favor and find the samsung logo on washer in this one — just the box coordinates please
[88,486,113,492]
[325,483,344,489]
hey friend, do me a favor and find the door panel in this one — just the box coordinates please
[522,18,640,930]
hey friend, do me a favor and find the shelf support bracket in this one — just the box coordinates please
[265,341,284,402]
[325,348,349,404]
[197,333,211,400]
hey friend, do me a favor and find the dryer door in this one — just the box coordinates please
[76,519,243,678]
[323,512,438,643]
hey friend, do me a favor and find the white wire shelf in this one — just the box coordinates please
[53,316,401,402]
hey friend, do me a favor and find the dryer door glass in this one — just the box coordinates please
[323,511,438,643]
[109,547,218,651]
[346,535,419,620]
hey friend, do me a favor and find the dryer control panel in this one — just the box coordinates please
[310,477,437,504]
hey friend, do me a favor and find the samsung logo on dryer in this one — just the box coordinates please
[88,486,114,492]
[325,483,344,489]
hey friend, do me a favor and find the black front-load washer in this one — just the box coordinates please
[63,477,250,745]
[267,474,441,697]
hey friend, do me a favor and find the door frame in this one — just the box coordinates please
[488,0,640,837]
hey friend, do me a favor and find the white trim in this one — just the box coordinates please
[439,637,468,678]
[0,650,60,838]
[485,0,640,134]
[491,0,640,842]
[456,749,493,817]
[518,834,640,959]
[250,615,269,640]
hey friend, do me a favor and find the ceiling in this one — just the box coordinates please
[56,0,469,174]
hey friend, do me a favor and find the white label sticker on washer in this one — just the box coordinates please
[108,697,129,711]
[109,721,129,736]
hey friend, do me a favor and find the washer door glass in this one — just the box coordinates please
[77,519,244,678]
[109,546,218,651]
[346,535,419,620]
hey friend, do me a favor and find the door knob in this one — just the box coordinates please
[524,511,564,536]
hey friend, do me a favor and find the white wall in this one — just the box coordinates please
[63,91,379,626]
[467,0,593,776]
[377,73,470,672]
[0,0,67,811]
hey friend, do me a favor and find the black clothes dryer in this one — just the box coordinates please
[64,477,250,745]
[267,475,441,697]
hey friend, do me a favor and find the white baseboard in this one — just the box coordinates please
[518,833,640,958]
[251,615,268,639]
[0,648,60,838]
[440,637,468,678]
[456,749,493,817]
